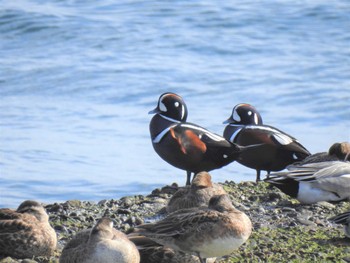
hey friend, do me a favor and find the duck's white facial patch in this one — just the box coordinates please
[159,101,167,112]
[223,154,228,159]
[254,113,259,125]
[247,111,252,116]
[181,105,185,120]
[174,102,179,107]
[233,109,241,122]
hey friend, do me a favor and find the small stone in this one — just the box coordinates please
[268,192,283,201]
[65,200,82,207]
[117,208,131,215]
[1,257,18,262]
[134,216,144,225]
[317,201,335,209]
[151,188,161,195]
[21,259,38,263]
[258,207,266,214]
[98,199,108,206]
[54,225,68,233]
[120,197,134,207]
[282,207,296,212]
[46,203,64,213]
[297,217,317,227]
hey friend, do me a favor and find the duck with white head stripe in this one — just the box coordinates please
[223,103,310,182]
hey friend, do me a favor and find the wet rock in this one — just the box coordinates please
[117,208,131,214]
[65,200,82,207]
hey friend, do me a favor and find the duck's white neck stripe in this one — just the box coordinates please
[229,127,242,142]
[153,124,177,143]
[159,114,181,123]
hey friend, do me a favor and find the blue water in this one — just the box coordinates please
[1,0,349,208]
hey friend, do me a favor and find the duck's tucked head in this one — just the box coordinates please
[329,142,350,161]
[208,194,235,212]
[90,217,114,240]
[224,103,262,125]
[192,171,213,189]
[17,200,48,222]
[149,92,188,121]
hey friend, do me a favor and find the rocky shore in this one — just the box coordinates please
[1,181,349,263]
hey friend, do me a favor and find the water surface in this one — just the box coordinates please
[1,0,349,208]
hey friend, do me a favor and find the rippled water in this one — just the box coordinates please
[1,0,349,208]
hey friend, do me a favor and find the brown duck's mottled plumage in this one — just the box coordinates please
[128,235,216,263]
[60,217,140,263]
[0,200,57,258]
[133,195,252,261]
[166,171,227,213]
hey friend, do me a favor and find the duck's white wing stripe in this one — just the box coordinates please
[245,125,293,145]
[272,133,293,145]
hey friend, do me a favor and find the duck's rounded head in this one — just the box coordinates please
[224,103,262,125]
[191,171,213,189]
[17,200,48,222]
[329,142,350,161]
[149,92,188,121]
[90,217,114,240]
[208,194,235,212]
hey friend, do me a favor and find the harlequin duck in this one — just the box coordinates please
[223,103,310,182]
[149,92,244,185]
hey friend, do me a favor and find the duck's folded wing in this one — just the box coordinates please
[136,209,220,238]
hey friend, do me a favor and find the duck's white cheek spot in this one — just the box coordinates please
[159,102,167,112]
[174,102,179,107]
[233,110,241,122]
[223,154,228,159]
[248,111,252,116]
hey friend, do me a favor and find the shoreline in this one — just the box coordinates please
[1,181,350,262]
